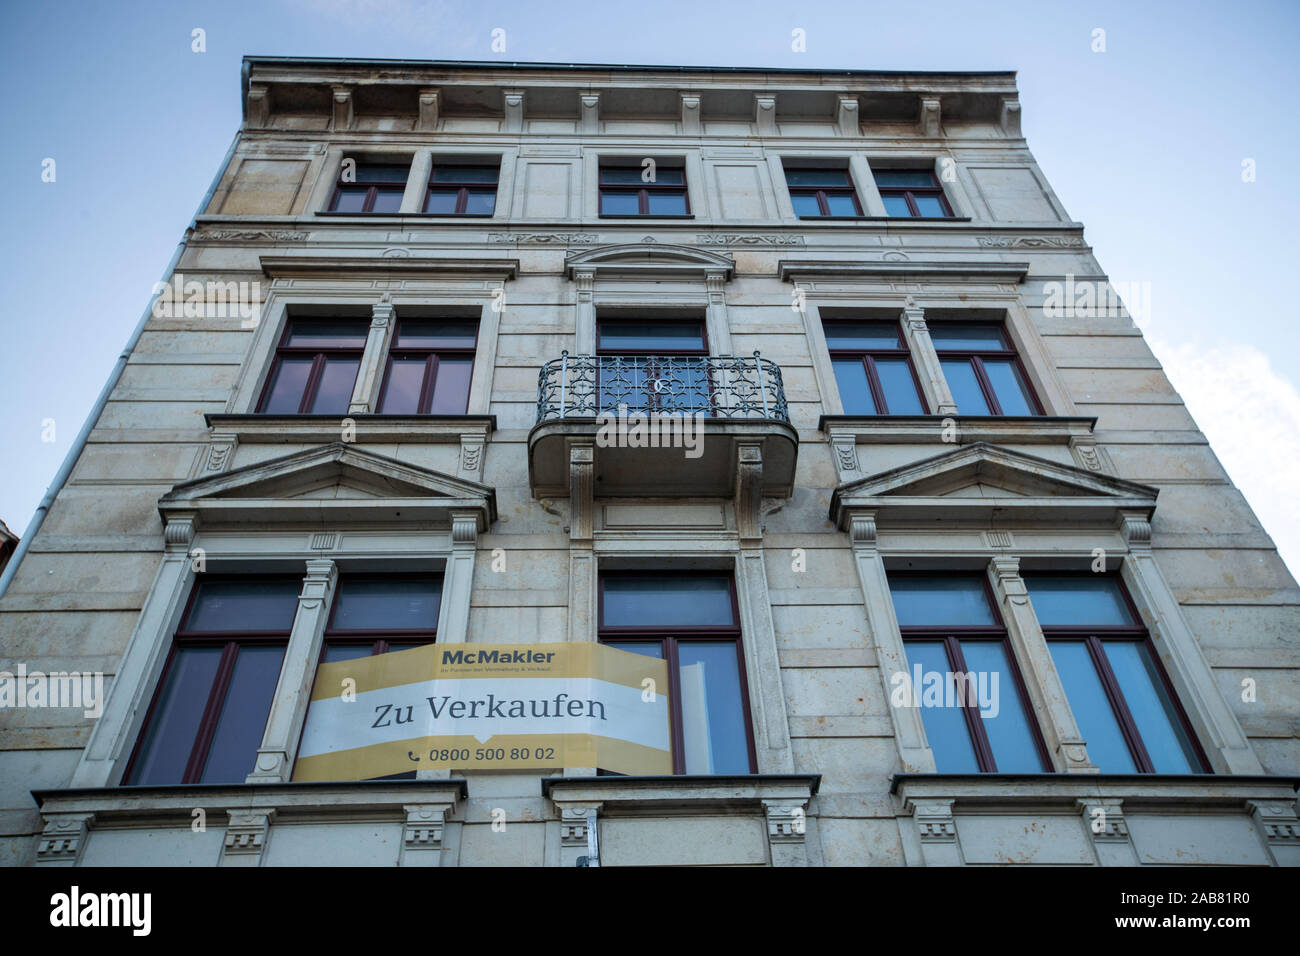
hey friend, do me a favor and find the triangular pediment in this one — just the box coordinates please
[159,443,496,530]
[830,442,1157,530]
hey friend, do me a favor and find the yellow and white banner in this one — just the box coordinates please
[293,643,671,780]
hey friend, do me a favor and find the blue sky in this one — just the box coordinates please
[2,0,1298,572]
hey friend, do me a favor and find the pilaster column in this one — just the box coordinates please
[899,302,957,415]
[847,510,935,772]
[401,148,433,213]
[247,558,337,784]
[987,556,1098,773]
[349,296,396,414]
[573,268,596,353]
[847,154,886,216]
[436,512,479,646]
[704,270,732,353]
[1118,512,1264,774]
[735,545,795,773]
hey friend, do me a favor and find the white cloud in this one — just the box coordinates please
[1143,329,1300,580]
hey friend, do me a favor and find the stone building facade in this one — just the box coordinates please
[1,58,1296,867]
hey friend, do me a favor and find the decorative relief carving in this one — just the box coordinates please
[488,233,597,245]
[849,512,877,549]
[460,443,482,472]
[36,814,93,865]
[309,532,338,551]
[835,442,859,473]
[164,518,196,550]
[985,530,1013,550]
[403,805,447,850]
[763,802,808,843]
[192,230,309,243]
[977,236,1084,248]
[204,441,235,473]
[696,234,806,246]
[224,809,274,856]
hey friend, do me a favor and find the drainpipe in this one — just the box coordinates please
[0,129,243,598]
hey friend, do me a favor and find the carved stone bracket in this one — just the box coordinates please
[680,93,701,134]
[832,436,860,480]
[330,85,354,131]
[1000,96,1022,137]
[762,798,809,844]
[1249,799,1300,864]
[400,803,454,866]
[836,95,859,136]
[36,813,94,866]
[912,799,957,843]
[754,95,777,134]
[163,515,196,554]
[246,83,269,129]
[202,432,238,475]
[848,510,877,551]
[503,90,525,133]
[223,808,275,863]
[1119,511,1153,553]
[417,88,440,131]
[919,96,942,137]
[1077,799,1130,843]
[735,441,764,544]
[568,441,594,542]
[459,436,485,479]
[580,93,600,134]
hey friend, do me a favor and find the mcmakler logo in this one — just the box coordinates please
[890,664,1000,718]
[50,886,151,936]
[0,664,103,718]
[595,404,705,459]
[151,272,262,324]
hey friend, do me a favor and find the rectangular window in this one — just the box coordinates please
[888,572,1050,773]
[1024,573,1207,773]
[598,572,755,774]
[377,319,478,414]
[329,161,409,214]
[599,164,689,216]
[928,322,1042,415]
[823,320,926,414]
[595,318,710,414]
[784,167,862,218]
[257,320,369,414]
[424,164,499,216]
[124,578,300,785]
[874,169,954,218]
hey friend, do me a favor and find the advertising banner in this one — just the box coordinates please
[293,642,672,780]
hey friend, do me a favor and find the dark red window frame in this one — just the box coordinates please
[875,169,954,218]
[928,322,1045,416]
[823,319,928,414]
[328,161,410,214]
[376,319,479,414]
[256,319,369,414]
[1031,574,1210,774]
[122,576,299,785]
[423,165,500,216]
[785,167,863,217]
[892,572,1052,773]
[598,165,690,216]
[597,571,758,775]
[595,317,712,414]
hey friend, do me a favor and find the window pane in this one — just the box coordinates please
[928,324,1007,350]
[354,164,409,183]
[678,642,750,774]
[331,188,368,212]
[431,166,498,183]
[1103,641,1199,772]
[395,321,478,349]
[824,193,859,216]
[605,641,663,659]
[1049,641,1137,772]
[184,579,300,632]
[424,189,460,214]
[261,357,313,413]
[889,574,996,627]
[308,357,361,413]
[285,322,369,349]
[648,168,685,185]
[874,170,937,188]
[369,187,405,214]
[832,358,877,414]
[127,646,224,784]
[378,357,427,413]
[600,192,640,215]
[785,169,850,187]
[912,194,949,217]
[959,640,1044,771]
[600,167,647,185]
[873,358,925,414]
[323,644,374,664]
[429,357,474,414]
[904,641,980,772]
[1023,575,1137,627]
[645,191,688,215]
[882,194,914,217]
[823,321,901,350]
[462,189,496,215]
[602,575,734,627]
[940,358,993,414]
[200,644,286,783]
[981,359,1036,415]
[332,577,442,631]
[597,321,704,351]
[790,193,824,217]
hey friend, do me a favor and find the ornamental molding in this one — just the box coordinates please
[192,229,309,243]
[488,233,598,245]
[977,235,1085,248]
[696,234,806,246]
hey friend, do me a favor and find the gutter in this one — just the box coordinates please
[0,128,244,599]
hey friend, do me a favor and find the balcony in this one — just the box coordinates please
[528,352,798,511]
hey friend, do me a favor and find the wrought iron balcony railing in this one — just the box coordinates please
[536,352,790,423]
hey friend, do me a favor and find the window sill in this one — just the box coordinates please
[795,215,972,223]
[596,214,695,220]
[819,414,1097,446]
[206,413,496,445]
[891,772,1299,807]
